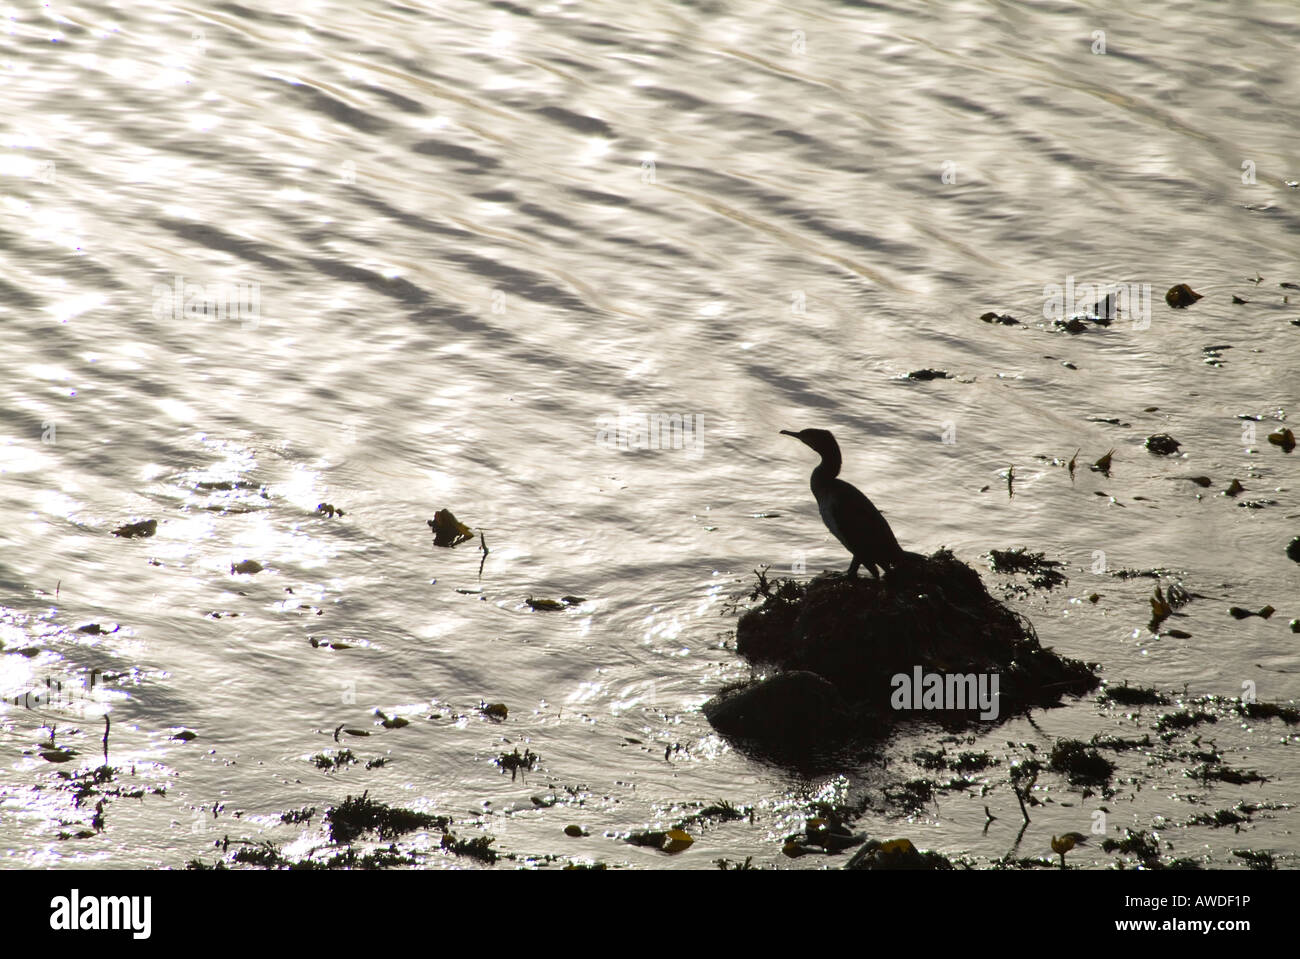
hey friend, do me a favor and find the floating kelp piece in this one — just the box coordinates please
[172,730,198,742]
[526,597,565,611]
[1056,317,1088,334]
[427,509,473,547]
[906,368,952,380]
[112,519,157,538]
[988,547,1068,589]
[1231,295,1248,304]
[1149,587,1173,632]
[1187,476,1212,487]
[1228,606,1274,620]
[231,560,263,575]
[495,747,539,780]
[1165,283,1202,308]
[1267,428,1296,452]
[980,311,1019,325]
[316,502,344,517]
[1091,293,1116,324]
[1224,479,1245,497]
[1049,738,1115,786]
[1145,433,1182,455]
[480,702,508,720]
[76,623,118,635]
[560,595,586,606]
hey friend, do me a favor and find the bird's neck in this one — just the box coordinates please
[811,449,842,484]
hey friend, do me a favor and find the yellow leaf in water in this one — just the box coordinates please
[663,829,694,853]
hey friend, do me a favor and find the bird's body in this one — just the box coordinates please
[781,428,904,578]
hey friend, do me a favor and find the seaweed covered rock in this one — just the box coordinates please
[703,671,853,744]
[706,550,1098,751]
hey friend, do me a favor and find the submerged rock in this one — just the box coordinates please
[706,550,1098,754]
[1165,283,1202,308]
[1145,433,1182,455]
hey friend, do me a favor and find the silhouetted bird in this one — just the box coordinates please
[781,428,905,579]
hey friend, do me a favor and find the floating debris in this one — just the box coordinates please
[428,509,474,547]
[906,368,952,380]
[1165,283,1202,308]
[1232,295,1248,304]
[1149,587,1174,632]
[1224,479,1245,497]
[480,702,508,720]
[1067,449,1080,484]
[564,824,584,837]
[376,710,409,729]
[1267,427,1296,452]
[325,791,448,843]
[1187,476,1212,487]
[1228,605,1274,620]
[988,548,1068,589]
[316,502,344,517]
[559,595,586,606]
[525,597,566,611]
[1286,537,1300,564]
[1100,683,1168,707]
[1049,739,1114,786]
[230,560,263,575]
[112,519,157,538]
[495,747,539,781]
[1091,449,1115,476]
[1056,317,1089,334]
[1202,344,1231,367]
[980,311,1019,325]
[1145,434,1182,455]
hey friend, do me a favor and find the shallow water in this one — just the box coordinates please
[2,0,1297,869]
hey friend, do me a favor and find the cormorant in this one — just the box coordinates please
[781,428,905,579]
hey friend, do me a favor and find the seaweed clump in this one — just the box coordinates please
[705,550,1098,754]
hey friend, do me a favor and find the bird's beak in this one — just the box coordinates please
[779,430,798,438]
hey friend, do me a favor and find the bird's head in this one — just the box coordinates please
[780,428,840,459]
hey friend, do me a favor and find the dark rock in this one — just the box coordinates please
[712,550,1099,754]
[1145,433,1182,455]
[703,671,852,747]
[1165,283,1202,308]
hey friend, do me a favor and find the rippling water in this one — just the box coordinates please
[2,0,1297,869]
